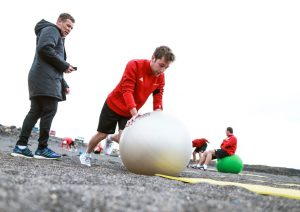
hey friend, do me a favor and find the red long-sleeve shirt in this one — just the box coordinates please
[62,137,73,145]
[192,138,208,147]
[106,59,164,117]
[220,135,237,155]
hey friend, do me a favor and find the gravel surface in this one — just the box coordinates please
[0,135,299,212]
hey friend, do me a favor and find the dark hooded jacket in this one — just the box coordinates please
[28,19,69,101]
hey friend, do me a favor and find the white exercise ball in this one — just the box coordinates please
[120,111,192,176]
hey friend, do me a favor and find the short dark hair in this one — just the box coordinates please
[58,13,75,23]
[153,46,175,62]
[227,127,233,133]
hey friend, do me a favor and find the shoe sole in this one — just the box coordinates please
[11,153,33,159]
[34,155,62,160]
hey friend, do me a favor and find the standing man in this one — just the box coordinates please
[198,127,237,171]
[80,46,175,166]
[11,13,76,159]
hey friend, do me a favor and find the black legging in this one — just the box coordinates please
[16,96,58,149]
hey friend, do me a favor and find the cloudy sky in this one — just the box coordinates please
[1,0,299,169]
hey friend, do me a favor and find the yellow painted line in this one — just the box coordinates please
[156,174,300,200]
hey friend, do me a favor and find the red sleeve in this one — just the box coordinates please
[121,61,137,111]
[153,74,165,110]
[221,136,237,155]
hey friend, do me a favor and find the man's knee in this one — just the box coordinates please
[210,149,216,156]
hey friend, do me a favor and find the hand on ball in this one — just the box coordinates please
[126,113,142,127]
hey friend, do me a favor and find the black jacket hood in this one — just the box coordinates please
[34,19,60,35]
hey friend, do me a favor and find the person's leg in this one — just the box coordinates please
[106,116,128,144]
[109,130,123,143]
[197,152,202,165]
[192,151,197,163]
[100,103,126,154]
[72,143,77,151]
[104,114,128,153]
[11,99,41,158]
[204,150,215,165]
[215,149,229,159]
[70,142,75,151]
[202,150,216,170]
[86,132,107,153]
[37,97,58,149]
[16,98,42,146]
[80,132,108,166]
[80,101,118,166]
[199,151,208,165]
[193,152,202,168]
[197,144,207,165]
[32,97,62,159]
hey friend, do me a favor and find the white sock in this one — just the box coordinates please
[17,145,26,150]
[203,164,208,169]
[107,134,113,142]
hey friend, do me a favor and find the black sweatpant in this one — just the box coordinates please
[16,96,58,149]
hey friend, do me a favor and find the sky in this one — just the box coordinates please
[1,0,300,169]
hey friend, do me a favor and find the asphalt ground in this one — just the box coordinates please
[0,135,299,212]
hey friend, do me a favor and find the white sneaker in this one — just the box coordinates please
[79,153,91,167]
[103,138,113,155]
[200,165,207,171]
[191,164,197,169]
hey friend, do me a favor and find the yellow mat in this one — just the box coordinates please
[156,174,300,200]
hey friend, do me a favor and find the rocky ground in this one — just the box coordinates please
[0,124,299,212]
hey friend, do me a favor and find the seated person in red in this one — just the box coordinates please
[198,127,237,171]
[190,138,209,168]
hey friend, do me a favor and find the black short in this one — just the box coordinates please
[97,101,130,134]
[212,149,229,160]
[194,143,208,153]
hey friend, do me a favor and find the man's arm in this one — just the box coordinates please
[153,75,165,111]
[62,78,70,94]
[121,60,138,114]
[36,26,69,72]
[222,136,237,149]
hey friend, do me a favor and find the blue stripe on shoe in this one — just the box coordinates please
[34,147,61,159]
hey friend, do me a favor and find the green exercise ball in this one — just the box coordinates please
[216,155,243,174]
